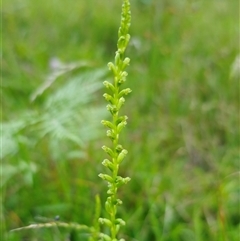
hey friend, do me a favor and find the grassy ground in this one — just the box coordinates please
[2,0,239,240]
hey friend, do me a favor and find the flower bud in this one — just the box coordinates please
[102,145,114,157]
[98,173,113,183]
[117,121,127,133]
[117,149,128,163]
[102,159,114,172]
[115,145,123,153]
[116,176,131,187]
[99,234,111,241]
[103,93,114,104]
[116,115,128,125]
[118,88,132,98]
[101,120,114,129]
[115,51,122,66]
[103,81,115,91]
[107,62,117,75]
[99,218,112,227]
[115,218,126,226]
[117,97,125,109]
[107,104,118,115]
[106,130,116,140]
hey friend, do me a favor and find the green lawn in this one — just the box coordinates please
[2,0,239,240]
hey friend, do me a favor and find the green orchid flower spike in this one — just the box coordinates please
[98,0,132,240]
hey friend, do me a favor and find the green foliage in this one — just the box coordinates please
[2,67,107,240]
[2,0,239,240]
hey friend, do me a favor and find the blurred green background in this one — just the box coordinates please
[2,0,239,240]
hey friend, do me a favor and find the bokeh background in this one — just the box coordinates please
[2,0,239,240]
